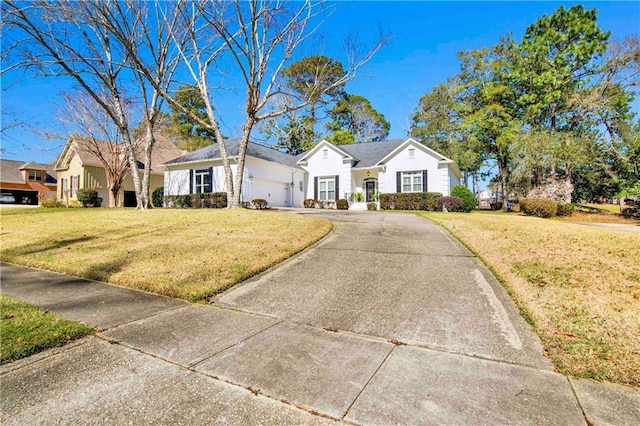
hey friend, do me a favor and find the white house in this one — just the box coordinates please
[163,138,462,208]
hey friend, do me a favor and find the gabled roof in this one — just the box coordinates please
[162,137,462,177]
[337,139,406,168]
[374,138,453,166]
[296,140,355,164]
[164,139,301,169]
[55,134,184,173]
[1,159,57,184]
[19,161,48,171]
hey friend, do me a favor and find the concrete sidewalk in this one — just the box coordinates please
[1,211,639,425]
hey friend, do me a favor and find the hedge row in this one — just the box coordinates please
[622,207,640,219]
[437,196,464,212]
[164,192,227,208]
[379,192,442,211]
[304,199,338,209]
[519,197,575,218]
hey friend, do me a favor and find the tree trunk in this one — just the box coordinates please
[113,98,145,209]
[124,140,144,209]
[142,124,155,209]
[232,119,256,208]
[310,103,316,141]
[472,172,479,204]
[498,157,509,211]
[108,187,119,207]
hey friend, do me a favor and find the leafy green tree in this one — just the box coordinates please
[410,79,484,189]
[283,55,346,137]
[327,94,390,142]
[326,129,355,145]
[512,5,610,131]
[264,113,314,155]
[456,41,521,209]
[505,5,612,202]
[169,84,216,151]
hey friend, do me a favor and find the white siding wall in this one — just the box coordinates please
[450,170,461,189]
[164,158,304,207]
[438,164,451,195]
[377,169,385,193]
[382,142,442,194]
[302,144,350,200]
[164,169,190,195]
[245,157,304,207]
[164,162,236,196]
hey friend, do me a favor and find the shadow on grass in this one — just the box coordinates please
[80,256,132,283]
[2,236,97,256]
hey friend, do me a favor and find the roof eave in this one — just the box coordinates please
[163,156,238,168]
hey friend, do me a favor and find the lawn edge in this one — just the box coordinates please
[415,212,539,330]
[0,295,95,365]
[207,215,335,303]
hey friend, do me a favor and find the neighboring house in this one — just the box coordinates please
[164,138,462,208]
[0,159,57,205]
[478,189,495,209]
[55,135,184,207]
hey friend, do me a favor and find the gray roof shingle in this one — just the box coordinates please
[164,139,301,168]
[1,159,57,183]
[333,139,407,168]
[163,138,439,170]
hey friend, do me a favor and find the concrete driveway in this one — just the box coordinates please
[2,211,638,425]
[217,211,550,369]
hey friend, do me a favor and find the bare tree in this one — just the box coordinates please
[118,0,387,208]
[2,0,149,206]
[2,0,183,209]
[55,91,136,207]
[92,0,185,208]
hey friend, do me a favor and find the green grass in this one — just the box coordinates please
[1,295,94,364]
[418,211,640,387]
[0,208,332,301]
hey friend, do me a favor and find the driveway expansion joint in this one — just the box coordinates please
[188,319,286,368]
[567,376,592,425]
[341,345,396,419]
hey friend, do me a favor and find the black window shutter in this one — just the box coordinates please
[396,171,402,193]
[314,177,318,199]
[335,175,339,200]
[422,170,428,192]
[208,167,213,193]
[189,169,194,194]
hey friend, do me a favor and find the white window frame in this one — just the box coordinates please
[71,176,78,198]
[408,148,415,159]
[402,171,423,193]
[322,148,328,159]
[318,176,335,201]
[28,170,43,181]
[194,169,210,194]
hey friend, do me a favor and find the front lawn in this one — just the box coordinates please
[419,211,640,387]
[1,294,94,364]
[0,208,332,301]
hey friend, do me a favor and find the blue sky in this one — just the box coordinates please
[1,1,639,166]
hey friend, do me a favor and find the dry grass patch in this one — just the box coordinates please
[567,203,638,224]
[1,208,332,301]
[419,211,640,387]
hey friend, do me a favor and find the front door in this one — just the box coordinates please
[365,181,376,202]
